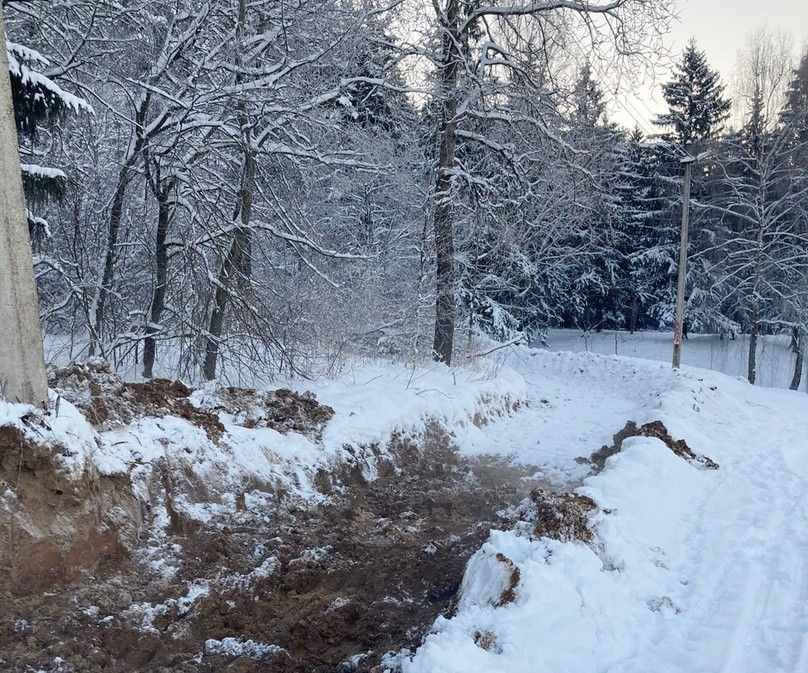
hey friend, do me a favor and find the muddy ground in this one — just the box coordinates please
[0,423,547,673]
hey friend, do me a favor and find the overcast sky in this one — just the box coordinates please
[609,0,808,132]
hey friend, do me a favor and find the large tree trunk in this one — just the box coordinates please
[431,0,460,365]
[0,7,48,406]
[790,327,804,391]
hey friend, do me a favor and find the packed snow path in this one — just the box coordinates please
[456,349,673,482]
[405,349,808,673]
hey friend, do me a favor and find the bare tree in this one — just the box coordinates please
[705,96,808,384]
[730,27,795,130]
[419,0,671,364]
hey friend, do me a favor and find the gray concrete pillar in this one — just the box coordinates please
[0,7,48,407]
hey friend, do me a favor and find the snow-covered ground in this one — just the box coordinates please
[4,338,808,672]
[402,347,808,673]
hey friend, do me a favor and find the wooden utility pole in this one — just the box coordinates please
[672,145,695,369]
[0,6,48,406]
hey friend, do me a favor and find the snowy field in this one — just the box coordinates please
[4,338,808,671]
[543,328,805,391]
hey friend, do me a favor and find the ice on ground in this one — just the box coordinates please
[204,637,284,659]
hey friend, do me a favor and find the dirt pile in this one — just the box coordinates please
[199,386,334,438]
[50,361,334,442]
[50,361,224,440]
[530,488,598,543]
[583,420,719,473]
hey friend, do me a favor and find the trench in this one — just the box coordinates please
[0,426,549,673]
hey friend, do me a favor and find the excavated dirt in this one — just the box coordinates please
[0,425,141,598]
[0,424,546,673]
[202,387,334,438]
[530,489,599,543]
[49,361,333,442]
[7,368,699,672]
[50,361,225,440]
[583,419,719,473]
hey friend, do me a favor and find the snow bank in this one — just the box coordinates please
[9,359,526,526]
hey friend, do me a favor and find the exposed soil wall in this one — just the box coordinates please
[0,419,544,673]
[0,425,142,596]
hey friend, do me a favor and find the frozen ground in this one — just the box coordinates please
[2,339,807,672]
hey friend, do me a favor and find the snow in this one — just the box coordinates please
[76,359,517,524]
[545,328,806,391]
[6,42,95,115]
[204,637,284,659]
[20,164,67,180]
[401,346,808,673]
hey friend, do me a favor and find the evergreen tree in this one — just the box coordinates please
[5,16,92,240]
[559,64,626,332]
[779,48,808,145]
[655,39,731,146]
[615,129,677,331]
[650,41,731,336]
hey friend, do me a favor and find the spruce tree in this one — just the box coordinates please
[655,39,731,146]
[5,24,92,239]
[616,128,676,331]
[780,49,808,145]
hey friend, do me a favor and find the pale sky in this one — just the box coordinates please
[609,0,808,133]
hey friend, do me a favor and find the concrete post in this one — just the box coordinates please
[0,7,48,406]
[672,145,695,370]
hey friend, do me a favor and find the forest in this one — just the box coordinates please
[5,0,808,386]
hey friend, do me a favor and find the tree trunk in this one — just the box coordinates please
[628,290,638,334]
[0,7,48,406]
[202,0,254,381]
[747,302,759,385]
[90,96,150,355]
[203,148,255,380]
[431,0,460,365]
[790,327,804,391]
[142,185,171,379]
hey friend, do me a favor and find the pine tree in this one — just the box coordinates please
[779,49,808,145]
[616,128,677,331]
[5,22,92,240]
[655,39,731,146]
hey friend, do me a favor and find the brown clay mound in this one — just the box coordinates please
[204,386,334,438]
[585,420,719,473]
[531,488,598,543]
